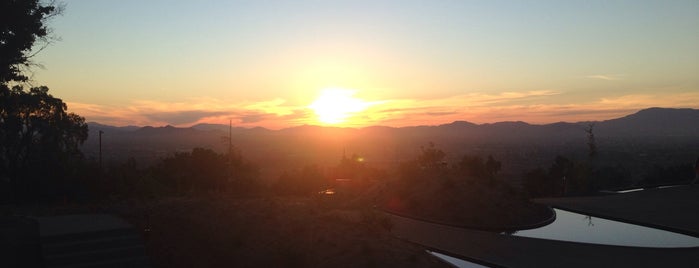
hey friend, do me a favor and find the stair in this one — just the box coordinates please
[36,214,150,268]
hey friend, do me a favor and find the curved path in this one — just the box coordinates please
[536,185,699,237]
[387,211,699,267]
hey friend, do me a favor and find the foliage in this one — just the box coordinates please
[327,153,386,196]
[150,148,260,195]
[585,123,597,159]
[383,144,552,229]
[523,156,585,197]
[416,142,446,171]
[274,164,327,195]
[0,0,60,83]
[456,154,501,182]
[0,85,88,202]
[397,143,449,184]
[523,155,636,197]
[523,168,557,198]
[640,163,693,186]
[88,148,262,200]
[0,0,89,204]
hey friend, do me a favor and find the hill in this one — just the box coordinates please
[81,107,699,183]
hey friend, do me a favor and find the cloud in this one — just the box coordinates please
[586,74,624,81]
[65,95,321,129]
[65,90,699,129]
[144,110,230,125]
[355,90,699,126]
[599,92,699,108]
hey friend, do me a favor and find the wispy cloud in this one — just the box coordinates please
[66,97,311,128]
[66,90,699,129]
[586,74,625,81]
[143,110,230,125]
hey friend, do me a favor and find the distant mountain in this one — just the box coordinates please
[88,107,699,138]
[87,122,140,132]
[596,108,699,137]
[81,107,699,169]
[190,123,269,133]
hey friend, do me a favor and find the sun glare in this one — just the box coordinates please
[309,88,370,124]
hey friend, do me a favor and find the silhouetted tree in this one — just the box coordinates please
[523,156,573,197]
[151,148,259,195]
[585,123,597,159]
[417,142,446,171]
[0,1,88,203]
[0,86,88,202]
[457,154,501,181]
[549,156,572,181]
[396,143,448,185]
[523,168,553,198]
[457,155,485,178]
[1,0,61,83]
[274,164,327,195]
[485,155,502,179]
[328,153,386,195]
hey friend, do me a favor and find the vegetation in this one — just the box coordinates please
[1,0,89,203]
[274,164,327,196]
[0,0,61,84]
[382,143,552,230]
[116,196,444,267]
[640,163,694,187]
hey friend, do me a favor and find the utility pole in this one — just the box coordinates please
[229,119,232,156]
[228,120,233,184]
[99,130,104,171]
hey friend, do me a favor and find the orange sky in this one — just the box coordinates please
[31,1,699,129]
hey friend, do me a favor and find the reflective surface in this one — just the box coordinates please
[510,209,699,248]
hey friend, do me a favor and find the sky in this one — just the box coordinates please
[31,0,699,129]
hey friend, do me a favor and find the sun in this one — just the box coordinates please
[309,88,370,124]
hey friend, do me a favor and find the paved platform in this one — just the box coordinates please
[387,185,699,268]
[535,185,699,236]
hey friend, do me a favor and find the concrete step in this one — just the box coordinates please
[43,245,147,267]
[45,255,150,268]
[43,234,142,256]
[35,214,150,268]
[0,216,42,268]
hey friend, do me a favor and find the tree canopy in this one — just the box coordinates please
[1,0,59,83]
[0,0,88,203]
[0,85,88,202]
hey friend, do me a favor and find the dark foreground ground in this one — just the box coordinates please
[5,185,698,267]
[388,185,699,268]
[2,195,448,268]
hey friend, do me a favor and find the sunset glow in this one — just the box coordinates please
[309,88,371,125]
[28,1,698,128]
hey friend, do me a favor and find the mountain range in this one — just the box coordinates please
[82,107,699,180]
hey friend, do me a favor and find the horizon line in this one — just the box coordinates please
[85,106,692,130]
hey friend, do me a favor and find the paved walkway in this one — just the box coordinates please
[536,185,699,236]
[387,185,699,268]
